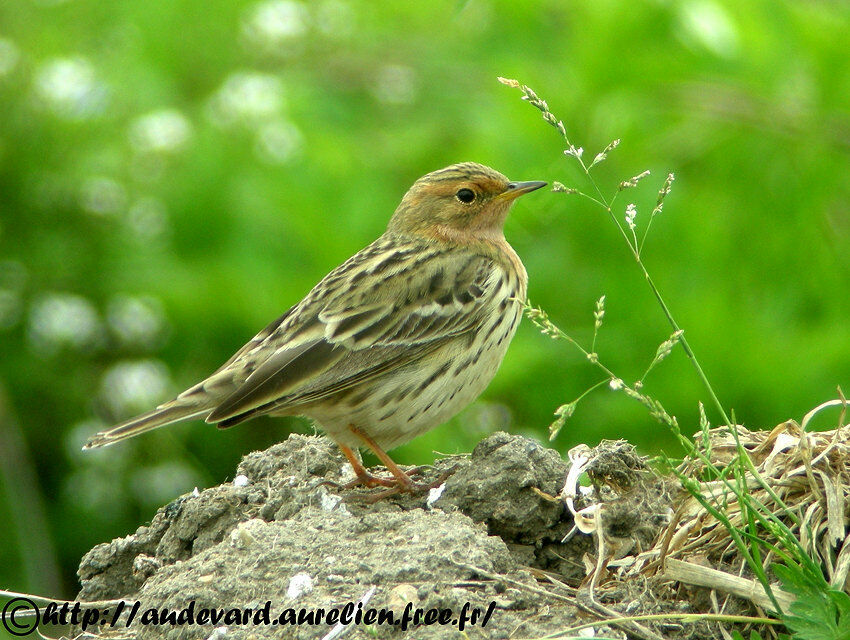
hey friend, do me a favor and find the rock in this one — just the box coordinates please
[75,432,582,639]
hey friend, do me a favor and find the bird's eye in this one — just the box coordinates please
[455,188,475,204]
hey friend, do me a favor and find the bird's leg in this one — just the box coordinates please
[347,426,417,491]
[333,426,456,501]
[336,443,399,489]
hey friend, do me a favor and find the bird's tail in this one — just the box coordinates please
[83,402,209,449]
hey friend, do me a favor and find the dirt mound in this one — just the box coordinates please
[62,413,850,640]
[73,432,597,639]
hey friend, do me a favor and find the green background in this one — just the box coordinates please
[1,0,848,607]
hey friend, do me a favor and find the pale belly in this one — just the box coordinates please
[299,305,522,451]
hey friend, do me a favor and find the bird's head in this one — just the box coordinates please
[387,162,546,241]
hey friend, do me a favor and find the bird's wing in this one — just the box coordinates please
[213,305,298,373]
[204,237,503,425]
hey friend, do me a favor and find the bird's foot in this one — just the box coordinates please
[332,430,458,502]
[340,466,419,489]
[337,464,459,503]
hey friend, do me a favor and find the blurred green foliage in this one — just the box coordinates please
[0,0,848,603]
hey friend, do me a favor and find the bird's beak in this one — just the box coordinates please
[498,180,548,201]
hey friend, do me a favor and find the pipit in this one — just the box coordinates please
[85,162,546,495]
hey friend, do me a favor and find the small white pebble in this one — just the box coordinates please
[233,474,249,487]
[320,490,342,511]
[387,583,419,609]
[578,627,595,637]
[192,487,200,497]
[230,525,254,548]
[324,555,337,564]
[287,572,314,600]
[426,483,445,508]
[206,627,228,640]
[229,518,264,548]
[317,486,350,516]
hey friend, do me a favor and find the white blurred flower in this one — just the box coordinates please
[372,65,416,105]
[28,293,103,354]
[34,57,107,119]
[677,0,739,58]
[242,0,308,53]
[126,197,170,240]
[129,109,192,154]
[80,176,127,217]
[106,294,167,349]
[99,359,171,418]
[0,38,20,78]
[255,119,302,164]
[208,71,284,126]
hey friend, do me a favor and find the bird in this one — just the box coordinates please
[84,162,546,495]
